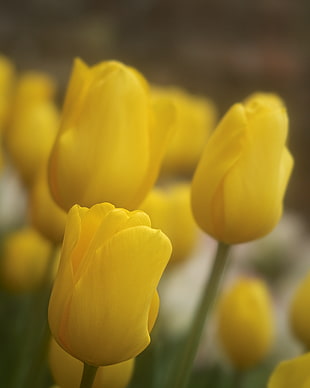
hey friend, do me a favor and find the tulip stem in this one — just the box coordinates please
[166,242,231,388]
[80,363,98,388]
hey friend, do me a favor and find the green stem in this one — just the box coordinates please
[80,363,98,388]
[167,242,231,388]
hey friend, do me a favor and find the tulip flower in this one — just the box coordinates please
[48,202,172,366]
[268,352,310,388]
[1,227,52,292]
[216,277,275,369]
[30,166,67,244]
[4,72,59,186]
[151,86,217,175]
[49,59,174,212]
[49,339,134,388]
[140,182,198,263]
[191,93,293,244]
[0,55,15,133]
[290,271,310,348]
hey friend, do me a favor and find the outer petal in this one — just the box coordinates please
[49,339,134,388]
[65,225,172,365]
[191,103,246,240]
[268,353,310,388]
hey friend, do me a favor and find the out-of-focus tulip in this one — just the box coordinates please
[140,182,198,263]
[49,339,134,388]
[268,352,310,388]
[191,93,293,244]
[289,271,310,348]
[0,55,15,133]
[48,59,174,212]
[48,202,172,366]
[216,277,275,369]
[30,167,67,244]
[151,86,217,175]
[1,227,52,292]
[4,72,59,186]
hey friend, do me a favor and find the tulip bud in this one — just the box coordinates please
[29,166,67,244]
[140,183,198,263]
[151,86,217,175]
[4,72,59,186]
[0,55,15,133]
[48,202,172,366]
[191,93,293,244]
[216,277,275,369]
[49,338,134,388]
[1,227,52,292]
[49,59,175,212]
[289,272,310,348]
[268,352,310,388]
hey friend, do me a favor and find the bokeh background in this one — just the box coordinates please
[0,0,308,223]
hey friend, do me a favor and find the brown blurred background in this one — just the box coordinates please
[0,0,309,223]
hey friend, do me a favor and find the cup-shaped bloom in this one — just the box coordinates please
[216,277,275,369]
[289,271,310,348]
[0,227,52,292]
[191,93,294,244]
[48,202,172,366]
[49,339,134,388]
[140,183,198,263]
[48,59,174,212]
[4,72,59,186]
[30,167,67,244]
[0,55,15,133]
[151,86,217,175]
[268,352,310,388]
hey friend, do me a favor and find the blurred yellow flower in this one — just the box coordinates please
[48,202,172,366]
[216,277,275,369]
[140,182,198,263]
[1,227,52,292]
[191,93,293,244]
[49,338,134,388]
[29,166,67,244]
[0,55,15,133]
[290,271,310,348]
[268,352,310,388]
[49,58,174,212]
[4,72,59,186]
[151,86,217,175]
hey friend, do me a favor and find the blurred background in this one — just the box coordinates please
[0,0,308,224]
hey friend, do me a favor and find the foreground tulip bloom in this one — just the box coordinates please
[49,59,174,212]
[49,339,134,388]
[151,86,217,175]
[48,203,172,366]
[216,277,275,369]
[140,183,198,263]
[268,352,310,388]
[289,271,310,348]
[191,93,293,244]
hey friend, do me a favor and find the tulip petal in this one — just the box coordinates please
[268,353,310,388]
[65,225,172,365]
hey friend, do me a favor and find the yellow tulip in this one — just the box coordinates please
[0,55,15,133]
[29,167,67,244]
[48,202,172,366]
[49,338,134,388]
[49,59,174,212]
[268,352,310,388]
[140,183,198,263]
[289,271,310,348]
[4,72,59,186]
[1,227,52,292]
[216,277,275,369]
[151,86,217,175]
[191,93,293,244]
